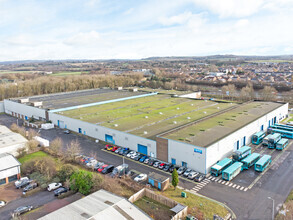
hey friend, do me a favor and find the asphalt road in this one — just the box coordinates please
[0,191,57,220]
[1,114,293,219]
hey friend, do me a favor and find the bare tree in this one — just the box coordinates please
[50,137,63,157]
[64,139,81,162]
[259,86,277,101]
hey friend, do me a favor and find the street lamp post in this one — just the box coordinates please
[268,197,274,220]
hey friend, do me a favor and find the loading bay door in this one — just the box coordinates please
[138,144,148,155]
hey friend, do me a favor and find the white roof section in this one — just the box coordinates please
[38,189,151,220]
[0,125,27,149]
[0,153,21,171]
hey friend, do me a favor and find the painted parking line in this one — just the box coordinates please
[236,185,240,189]
[228,183,233,187]
[197,183,206,186]
[190,189,198,194]
[206,173,211,178]
[208,176,212,180]
[214,178,220,182]
[240,186,244,190]
[193,186,202,190]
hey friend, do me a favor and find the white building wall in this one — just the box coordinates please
[0,144,28,157]
[4,99,46,120]
[0,101,4,113]
[205,103,288,172]
[0,166,20,179]
[49,113,157,157]
[168,139,206,174]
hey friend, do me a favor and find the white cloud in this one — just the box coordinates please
[159,11,194,26]
[192,0,265,18]
[64,31,100,46]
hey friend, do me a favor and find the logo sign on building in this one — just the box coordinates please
[194,148,202,154]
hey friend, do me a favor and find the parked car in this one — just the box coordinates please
[169,165,180,173]
[163,164,171,172]
[115,147,122,153]
[98,164,108,172]
[104,144,112,150]
[153,161,160,168]
[134,154,142,161]
[111,146,118,152]
[148,159,156,166]
[139,155,148,163]
[16,179,32,189]
[194,174,205,182]
[286,122,293,126]
[0,201,6,207]
[94,162,105,171]
[64,130,70,134]
[12,206,33,217]
[177,166,187,175]
[134,173,147,182]
[122,149,130,156]
[183,168,192,177]
[158,163,166,169]
[86,159,98,167]
[144,158,150,164]
[15,177,29,188]
[54,187,68,196]
[102,165,114,174]
[127,151,136,158]
[47,183,62,191]
[188,171,198,180]
[23,183,38,192]
[131,152,140,159]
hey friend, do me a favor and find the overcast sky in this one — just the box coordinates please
[0,0,293,61]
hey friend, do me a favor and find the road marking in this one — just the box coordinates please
[228,183,233,187]
[225,182,230,186]
[197,183,206,186]
[193,186,201,190]
[240,186,244,190]
[211,177,215,181]
[208,176,212,180]
[214,178,220,182]
[190,189,198,194]
[244,188,248,192]
[218,180,222,183]
[236,185,240,189]
[232,184,237,188]
[206,173,211,178]
[221,181,225,185]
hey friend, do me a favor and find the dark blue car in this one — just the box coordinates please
[139,156,148,163]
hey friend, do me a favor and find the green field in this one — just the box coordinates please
[0,70,35,75]
[165,101,282,147]
[18,151,49,164]
[247,60,293,63]
[61,94,234,139]
[51,71,89,76]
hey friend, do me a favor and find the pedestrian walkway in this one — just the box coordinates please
[190,178,211,193]
[207,176,248,192]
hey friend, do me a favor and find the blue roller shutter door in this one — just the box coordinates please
[138,144,148,155]
[105,134,114,144]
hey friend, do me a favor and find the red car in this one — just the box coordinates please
[105,144,113,150]
[111,146,118,152]
[159,163,165,169]
[98,164,108,173]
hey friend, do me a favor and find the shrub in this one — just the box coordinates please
[172,169,179,189]
[58,164,77,182]
[50,137,63,157]
[26,140,39,153]
[10,123,26,137]
[27,129,39,140]
[70,170,93,195]
[22,157,57,179]
[91,173,104,192]
[16,147,27,158]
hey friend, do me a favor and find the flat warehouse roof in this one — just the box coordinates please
[163,101,285,147]
[14,89,148,110]
[0,125,28,149]
[60,94,236,139]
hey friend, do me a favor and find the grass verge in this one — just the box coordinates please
[18,151,50,164]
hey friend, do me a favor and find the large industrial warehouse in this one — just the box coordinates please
[2,88,289,174]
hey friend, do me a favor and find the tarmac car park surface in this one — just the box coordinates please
[1,114,293,219]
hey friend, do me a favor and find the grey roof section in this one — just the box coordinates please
[170,203,186,213]
[38,189,152,220]
[0,125,28,149]
[0,153,21,171]
[148,172,169,183]
[14,88,147,110]
[164,101,286,147]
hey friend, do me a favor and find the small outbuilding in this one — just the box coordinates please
[0,153,21,185]
[148,172,169,191]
